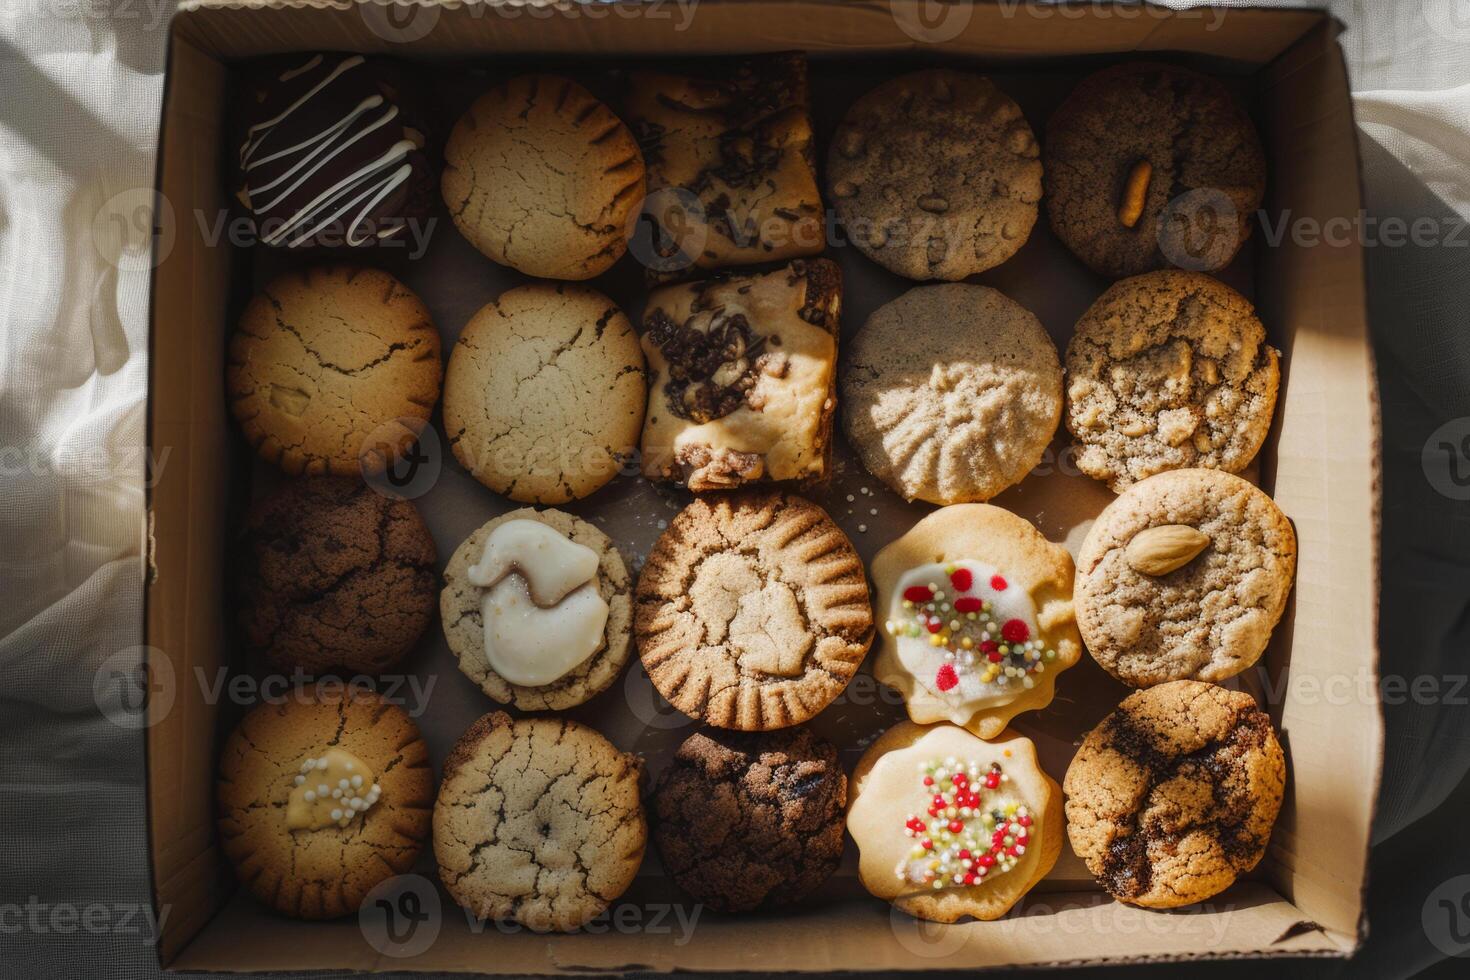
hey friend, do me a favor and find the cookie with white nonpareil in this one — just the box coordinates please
[847,722,1062,923]
[871,505,1081,739]
[1074,468,1296,687]
[441,508,632,711]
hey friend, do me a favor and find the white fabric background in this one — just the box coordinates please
[1,2,1467,977]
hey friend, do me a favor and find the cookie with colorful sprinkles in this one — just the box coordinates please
[870,504,1082,739]
[847,721,1062,922]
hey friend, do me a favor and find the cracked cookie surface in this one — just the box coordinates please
[1063,680,1286,908]
[216,684,434,919]
[843,284,1061,504]
[652,727,846,913]
[1065,271,1280,491]
[828,70,1042,280]
[227,265,442,476]
[237,477,438,675]
[441,508,632,710]
[434,712,646,932]
[442,74,645,280]
[1044,62,1266,279]
[634,491,874,730]
[443,284,646,504]
[1075,469,1296,686]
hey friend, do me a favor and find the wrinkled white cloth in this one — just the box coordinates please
[1,2,1468,978]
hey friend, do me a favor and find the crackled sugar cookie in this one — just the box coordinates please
[635,491,874,730]
[1064,681,1286,908]
[1065,271,1280,491]
[434,713,646,932]
[217,685,434,919]
[444,284,646,504]
[848,722,1062,923]
[227,265,442,477]
[443,74,645,279]
[441,508,632,711]
[842,284,1062,505]
[828,70,1042,280]
[872,505,1081,739]
[1075,468,1296,686]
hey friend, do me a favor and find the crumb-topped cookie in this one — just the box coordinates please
[871,505,1081,738]
[640,259,840,491]
[848,722,1062,923]
[625,54,824,278]
[634,491,874,730]
[1064,681,1286,908]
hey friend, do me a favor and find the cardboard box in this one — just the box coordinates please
[146,0,1380,972]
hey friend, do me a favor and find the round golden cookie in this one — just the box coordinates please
[442,74,645,280]
[441,508,632,711]
[216,684,434,919]
[1064,270,1280,492]
[1075,468,1296,687]
[842,284,1062,505]
[634,491,874,731]
[227,265,442,476]
[848,722,1062,923]
[434,712,646,932]
[443,284,646,504]
[1063,681,1286,908]
[872,504,1082,739]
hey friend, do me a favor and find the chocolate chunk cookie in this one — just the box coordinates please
[842,284,1061,504]
[227,265,443,477]
[237,477,438,675]
[1075,469,1296,686]
[434,713,646,932]
[828,70,1042,280]
[1063,681,1286,908]
[1065,271,1280,491]
[635,491,874,730]
[217,684,434,919]
[653,728,846,913]
[1044,62,1266,279]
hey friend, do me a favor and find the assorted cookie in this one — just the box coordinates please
[652,728,846,913]
[847,722,1063,923]
[1063,681,1286,908]
[625,54,824,279]
[871,505,1082,738]
[1044,62,1266,279]
[443,74,645,279]
[842,284,1062,504]
[1075,468,1297,687]
[227,265,443,477]
[216,684,434,919]
[635,491,874,731]
[434,712,646,932]
[441,508,633,711]
[829,69,1043,280]
[1065,270,1281,491]
[640,258,841,490]
[443,284,646,504]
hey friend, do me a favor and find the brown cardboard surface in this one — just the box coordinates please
[147,1,1379,973]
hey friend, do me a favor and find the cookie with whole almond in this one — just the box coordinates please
[848,722,1063,923]
[1065,270,1280,491]
[1075,468,1296,687]
[828,70,1042,280]
[1044,62,1266,279]
[217,684,434,919]
[1063,681,1286,908]
[443,74,645,280]
[634,491,874,730]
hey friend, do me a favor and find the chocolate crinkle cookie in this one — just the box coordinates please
[653,728,847,913]
[237,477,438,675]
